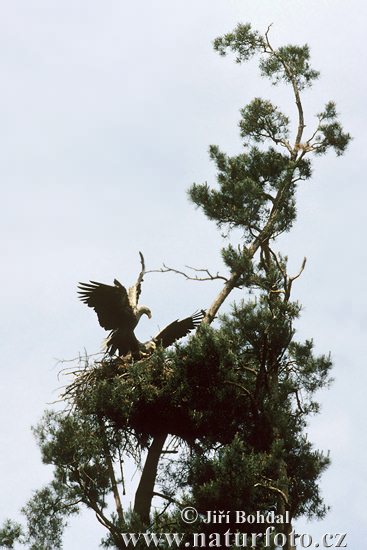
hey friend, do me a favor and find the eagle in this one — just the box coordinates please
[78,253,204,358]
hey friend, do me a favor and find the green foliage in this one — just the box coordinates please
[1,21,350,548]
[239,99,290,145]
[69,329,250,445]
[221,244,254,282]
[33,411,118,508]
[190,22,350,253]
[188,436,270,514]
[0,482,80,549]
[260,44,319,90]
[213,23,319,90]
[314,101,351,156]
[213,23,263,62]
[0,520,24,548]
[285,437,330,519]
[21,483,79,550]
[189,144,311,242]
[183,435,330,526]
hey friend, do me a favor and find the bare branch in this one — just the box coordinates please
[152,492,179,505]
[306,123,322,147]
[254,481,289,505]
[268,247,287,278]
[147,263,229,283]
[289,257,307,283]
[264,23,274,47]
[285,257,307,301]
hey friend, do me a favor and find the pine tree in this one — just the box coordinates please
[0,23,350,550]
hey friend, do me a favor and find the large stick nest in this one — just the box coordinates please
[59,332,250,447]
[60,352,206,445]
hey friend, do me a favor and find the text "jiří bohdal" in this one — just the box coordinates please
[203,510,290,524]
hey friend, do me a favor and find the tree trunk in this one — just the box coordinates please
[133,433,167,524]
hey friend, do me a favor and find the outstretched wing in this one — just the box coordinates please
[153,310,205,348]
[128,251,146,309]
[77,280,136,330]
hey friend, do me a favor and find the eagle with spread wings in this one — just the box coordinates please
[78,253,204,358]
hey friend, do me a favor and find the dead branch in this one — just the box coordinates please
[147,263,229,283]
[285,257,307,301]
[152,492,179,505]
[289,257,307,283]
[254,481,289,505]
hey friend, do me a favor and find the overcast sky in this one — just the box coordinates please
[0,1,366,548]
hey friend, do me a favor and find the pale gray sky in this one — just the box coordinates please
[0,1,366,548]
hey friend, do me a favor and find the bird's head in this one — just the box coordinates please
[137,305,152,320]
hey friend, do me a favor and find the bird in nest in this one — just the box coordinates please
[78,252,205,359]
